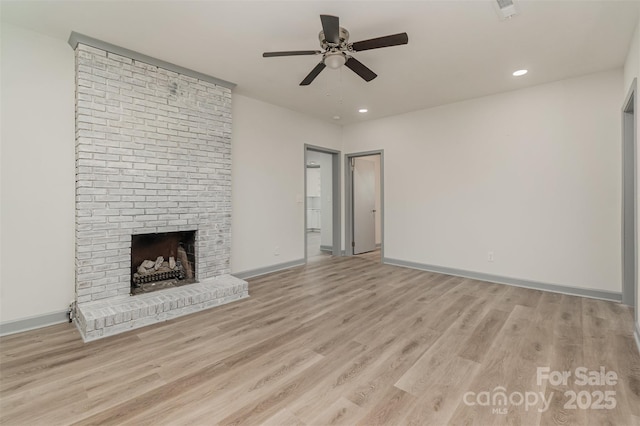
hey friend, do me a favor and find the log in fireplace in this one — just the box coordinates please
[130,231,197,295]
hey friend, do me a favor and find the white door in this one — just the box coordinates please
[353,157,376,254]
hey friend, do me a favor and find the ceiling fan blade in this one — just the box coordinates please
[350,32,409,52]
[263,50,322,57]
[344,57,377,82]
[300,62,327,86]
[320,14,340,44]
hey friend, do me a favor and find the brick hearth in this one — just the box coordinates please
[75,275,248,342]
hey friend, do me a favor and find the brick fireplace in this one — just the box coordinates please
[71,34,248,341]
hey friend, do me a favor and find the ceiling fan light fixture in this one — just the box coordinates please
[324,52,346,69]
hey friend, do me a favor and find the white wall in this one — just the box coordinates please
[231,94,341,274]
[624,24,639,97]
[343,70,623,293]
[0,24,76,323]
[623,20,640,334]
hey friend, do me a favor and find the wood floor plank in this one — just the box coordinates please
[355,387,416,426]
[215,341,366,426]
[121,349,325,425]
[446,305,539,425]
[261,408,306,426]
[346,331,440,410]
[287,335,402,422]
[537,295,588,426]
[458,308,510,363]
[611,333,640,419]
[394,327,478,398]
[306,397,363,426]
[399,355,480,425]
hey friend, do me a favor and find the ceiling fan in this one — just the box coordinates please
[263,14,409,86]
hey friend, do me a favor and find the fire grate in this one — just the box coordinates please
[133,269,183,285]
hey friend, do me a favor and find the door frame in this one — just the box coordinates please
[622,78,637,319]
[304,144,342,261]
[345,150,384,258]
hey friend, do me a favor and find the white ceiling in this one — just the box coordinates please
[2,1,639,124]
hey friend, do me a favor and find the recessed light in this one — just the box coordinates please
[358,108,368,113]
[332,115,341,120]
[512,69,528,77]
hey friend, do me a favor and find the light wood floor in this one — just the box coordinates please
[1,256,639,425]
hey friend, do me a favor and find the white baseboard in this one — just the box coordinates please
[0,310,69,337]
[234,259,305,280]
[383,257,622,302]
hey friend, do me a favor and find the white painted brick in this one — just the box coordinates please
[77,158,107,168]
[93,182,121,189]
[108,175,134,183]
[132,163,157,171]
[75,43,234,340]
[107,52,133,64]
[120,182,145,189]
[93,153,119,162]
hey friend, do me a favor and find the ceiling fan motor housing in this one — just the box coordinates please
[319,27,350,51]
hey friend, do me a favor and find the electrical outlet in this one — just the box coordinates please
[274,245,280,256]
[488,251,494,262]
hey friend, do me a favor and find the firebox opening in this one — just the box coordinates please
[131,231,197,295]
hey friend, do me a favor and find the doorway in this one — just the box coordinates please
[622,79,637,321]
[304,145,341,262]
[345,151,383,261]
